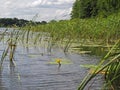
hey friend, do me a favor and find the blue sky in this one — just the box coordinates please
[0,0,75,21]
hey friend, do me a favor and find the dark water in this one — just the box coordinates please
[0,28,104,90]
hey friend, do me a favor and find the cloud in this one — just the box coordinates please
[0,0,75,21]
[28,0,74,7]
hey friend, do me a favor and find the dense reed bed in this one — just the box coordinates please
[23,13,120,45]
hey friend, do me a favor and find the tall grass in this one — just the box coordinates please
[0,30,20,68]
[22,13,120,49]
[104,42,120,90]
[77,40,120,90]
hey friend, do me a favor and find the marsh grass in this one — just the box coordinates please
[9,31,19,61]
[22,13,120,54]
[77,40,120,90]
[0,29,20,68]
[0,45,9,69]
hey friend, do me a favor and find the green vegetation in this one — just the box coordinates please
[0,0,120,90]
[71,0,120,18]
[0,18,47,27]
[0,30,19,68]
[23,13,120,45]
[78,40,120,90]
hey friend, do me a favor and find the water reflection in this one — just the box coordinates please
[73,45,108,56]
[9,62,22,90]
[0,69,5,90]
[0,28,104,90]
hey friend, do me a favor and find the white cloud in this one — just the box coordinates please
[0,0,75,21]
[27,0,74,7]
[4,1,11,6]
[58,0,74,3]
[29,0,42,7]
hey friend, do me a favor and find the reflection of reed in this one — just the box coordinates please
[0,69,4,90]
[58,63,61,71]
[9,64,22,90]
[10,61,15,71]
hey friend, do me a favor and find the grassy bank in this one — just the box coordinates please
[23,13,120,45]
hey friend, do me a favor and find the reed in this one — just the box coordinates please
[0,29,8,41]
[22,13,120,52]
[77,40,120,90]
[0,45,9,69]
[9,31,19,63]
[0,29,20,68]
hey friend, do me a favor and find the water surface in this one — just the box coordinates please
[0,28,104,90]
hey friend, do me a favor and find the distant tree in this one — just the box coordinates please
[79,0,98,18]
[71,0,120,19]
[49,20,57,23]
[71,0,98,18]
[41,21,47,24]
[0,18,43,27]
[97,0,120,17]
[71,0,80,18]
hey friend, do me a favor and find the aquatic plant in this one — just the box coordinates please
[22,12,120,53]
[0,45,9,69]
[78,40,120,90]
[0,29,20,68]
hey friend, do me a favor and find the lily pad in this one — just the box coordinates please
[80,64,98,68]
[80,64,107,74]
[27,53,43,58]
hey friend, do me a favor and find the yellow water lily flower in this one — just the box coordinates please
[56,59,61,64]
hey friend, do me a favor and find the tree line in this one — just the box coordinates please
[71,0,120,19]
[0,18,47,27]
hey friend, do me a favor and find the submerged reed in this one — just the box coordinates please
[0,29,20,68]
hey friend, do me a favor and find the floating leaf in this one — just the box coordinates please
[80,64,98,68]
[80,64,107,74]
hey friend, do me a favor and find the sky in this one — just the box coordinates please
[0,0,75,21]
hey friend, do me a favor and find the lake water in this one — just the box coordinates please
[0,28,104,90]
